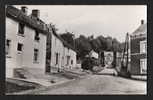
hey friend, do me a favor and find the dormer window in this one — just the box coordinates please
[18,22,25,35]
[35,30,40,41]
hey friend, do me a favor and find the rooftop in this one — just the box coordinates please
[132,23,147,36]
[6,5,48,35]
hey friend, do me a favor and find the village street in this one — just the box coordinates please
[30,74,146,95]
[5,5,147,95]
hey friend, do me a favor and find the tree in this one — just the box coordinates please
[105,36,113,51]
[60,31,75,47]
[112,38,120,51]
[75,35,92,60]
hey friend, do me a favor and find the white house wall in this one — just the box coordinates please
[69,49,77,68]
[50,33,77,70]
[6,17,18,77]
[6,17,47,78]
[51,33,64,69]
[22,26,47,71]
[64,47,76,69]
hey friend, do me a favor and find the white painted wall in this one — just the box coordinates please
[50,33,77,70]
[63,47,77,69]
[50,33,64,70]
[69,49,77,68]
[22,26,47,72]
[6,17,18,77]
[6,17,47,78]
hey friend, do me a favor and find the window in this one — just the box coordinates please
[71,60,73,65]
[34,30,40,41]
[34,49,39,62]
[17,43,23,52]
[6,39,11,55]
[55,53,58,65]
[67,56,70,65]
[140,59,147,74]
[18,23,25,35]
[140,40,147,54]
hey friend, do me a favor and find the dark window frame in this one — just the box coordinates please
[34,49,39,63]
[18,22,25,35]
[67,56,70,65]
[6,39,11,55]
[34,30,40,41]
[71,60,73,65]
[55,53,58,65]
[17,43,23,52]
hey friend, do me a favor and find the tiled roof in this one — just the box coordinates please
[6,5,48,35]
[132,23,147,36]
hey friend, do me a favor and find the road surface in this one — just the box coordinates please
[31,75,146,95]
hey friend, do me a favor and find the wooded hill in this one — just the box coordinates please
[60,32,125,60]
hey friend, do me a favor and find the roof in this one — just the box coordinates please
[51,28,78,53]
[6,5,48,35]
[132,23,147,36]
[6,6,77,53]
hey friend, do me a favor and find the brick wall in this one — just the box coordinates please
[130,36,147,75]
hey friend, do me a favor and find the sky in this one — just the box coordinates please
[14,5,147,42]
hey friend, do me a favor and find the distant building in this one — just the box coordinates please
[6,6,47,77]
[130,20,147,75]
[88,50,99,59]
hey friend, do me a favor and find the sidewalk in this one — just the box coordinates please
[7,68,90,95]
[6,67,89,95]
[131,75,147,81]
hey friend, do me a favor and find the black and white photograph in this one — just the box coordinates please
[5,5,147,95]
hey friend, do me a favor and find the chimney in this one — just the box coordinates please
[32,9,40,18]
[141,19,144,25]
[21,6,28,15]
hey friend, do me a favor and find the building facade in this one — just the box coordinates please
[130,20,147,75]
[63,44,77,70]
[89,50,99,59]
[46,25,77,72]
[6,6,47,77]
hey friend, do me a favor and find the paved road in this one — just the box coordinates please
[31,75,146,95]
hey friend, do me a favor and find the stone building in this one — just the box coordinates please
[5,6,48,77]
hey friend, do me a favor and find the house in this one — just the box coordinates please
[130,20,147,75]
[46,25,77,72]
[5,6,47,78]
[88,50,99,59]
[63,41,77,70]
